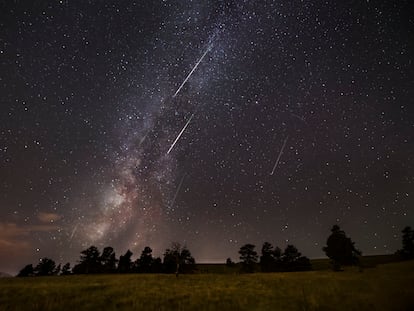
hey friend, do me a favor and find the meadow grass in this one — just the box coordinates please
[0,260,413,311]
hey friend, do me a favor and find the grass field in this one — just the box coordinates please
[196,254,400,273]
[0,260,413,311]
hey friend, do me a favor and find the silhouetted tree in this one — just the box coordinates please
[282,245,311,271]
[179,247,196,273]
[163,243,196,274]
[282,244,300,271]
[226,257,235,267]
[151,257,163,273]
[100,246,117,273]
[260,242,277,272]
[73,246,102,274]
[61,262,71,275]
[397,226,414,259]
[54,264,61,275]
[118,249,133,273]
[17,264,34,277]
[282,245,301,263]
[162,250,176,274]
[136,246,154,273]
[274,246,283,271]
[239,243,258,273]
[34,258,56,276]
[323,225,361,271]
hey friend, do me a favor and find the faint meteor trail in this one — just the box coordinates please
[138,129,150,147]
[270,136,289,175]
[69,223,78,242]
[290,113,307,123]
[170,174,185,209]
[167,113,194,154]
[172,44,212,98]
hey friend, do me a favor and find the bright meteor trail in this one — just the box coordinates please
[167,113,195,154]
[172,44,212,98]
[270,136,289,175]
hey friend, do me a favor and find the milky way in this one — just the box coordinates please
[0,1,413,274]
[64,2,231,258]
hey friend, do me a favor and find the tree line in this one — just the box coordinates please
[233,242,312,273]
[17,225,414,276]
[17,242,195,277]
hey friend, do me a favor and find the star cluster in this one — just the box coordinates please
[0,0,413,274]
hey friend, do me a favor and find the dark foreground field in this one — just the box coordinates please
[0,261,413,311]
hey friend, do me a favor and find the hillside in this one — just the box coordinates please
[0,260,413,310]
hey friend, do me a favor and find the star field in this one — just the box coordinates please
[0,0,413,274]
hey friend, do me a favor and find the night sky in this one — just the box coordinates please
[1,0,413,275]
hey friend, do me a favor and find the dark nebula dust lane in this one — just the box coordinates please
[0,1,413,274]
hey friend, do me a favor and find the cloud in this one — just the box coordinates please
[37,212,62,223]
[0,222,61,275]
[0,237,29,256]
[0,222,59,238]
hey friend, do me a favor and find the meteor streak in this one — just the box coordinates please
[167,113,194,154]
[270,135,289,175]
[138,129,150,147]
[173,44,212,98]
[69,223,78,242]
[169,174,185,209]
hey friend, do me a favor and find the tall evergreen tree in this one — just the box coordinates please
[260,242,276,272]
[118,250,133,273]
[17,264,34,277]
[239,244,258,273]
[323,225,361,271]
[282,245,311,271]
[398,226,414,259]
[163,243,196,274]
[137,246,154,273]
[100,246,117,273]
[73,246,102,274]
[34,258,56,276]
[282,245,301,263]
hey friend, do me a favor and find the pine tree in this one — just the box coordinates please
[323,225,361,271]
[239,244,258,273]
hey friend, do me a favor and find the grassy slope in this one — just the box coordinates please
[0,260,413,311]
[196,254,401,273]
